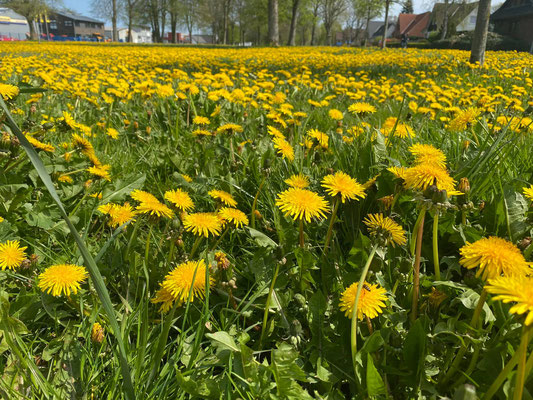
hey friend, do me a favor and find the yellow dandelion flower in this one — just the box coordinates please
[58,174,73,183]
[136,199,174,219]
[164,189,194,212]
[459,236,531,281]
[388,166,409,180]
[285,174,310,189]
[329,109,343,120]
[448,108,481,132]
[276,188,329,223]
[209,190,237,207]
[193,116,210,125]
[267,125,285,139]
[181,174,193,183]
[193,129,212,136]
[321,171,366,203]
[523,185,533,202]
[363,213,407,247]
[108,203,137,227]
[130,189,158,204]
[151,286,176,312]
[25,135,55,152]
[348,102,376,114]
[403,163,461,195]
[0,83,19,100]
[382,117,415,139]
[160,260,214,303]
[216,123,243,134]
[273,136,294,161]
[339,282,387,320]
[38,264,88,297]
[486,275,533,325]
[106,128,119,139]
[218,207,249,228]
[409,143,447,168]
[91,322,104,343]
[0,240,27,271]
[87,165,111,181]
[183,212,222,237]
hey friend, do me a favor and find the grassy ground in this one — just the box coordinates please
[0,43,533,399]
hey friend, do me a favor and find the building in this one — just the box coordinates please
[491,0,533,45]
[394,12,432,38]
[44,11,104,40]
[430,2,479,34]
[372,21,397,40]
[0,8,29,40]
[118,27,152,43]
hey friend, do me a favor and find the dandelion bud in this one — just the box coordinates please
[458,177,470,195]
[146,126,151,134]
[253,209,263,220]
[133,121,139,130]
[518,237,532,250]
[91,322,104,344]
[215,251,230,270]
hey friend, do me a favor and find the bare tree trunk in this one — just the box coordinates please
[112,0,118,41]
[440,0,449,40]
[310,1,319,45]
[382,0,390,48]
[287,0,300,46]
[223,0,230,44]
[170,11,177,43]
[470,0,491,65]
[364,8,371,47]
[127,0,133,43]
[268,0,279,46]
[160,4,166,42]
[28,17,37,40]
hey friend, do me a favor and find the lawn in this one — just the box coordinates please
[0,42,532,399]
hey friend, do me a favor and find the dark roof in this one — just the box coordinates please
[398,12,432,37]
[54,11,104,24]
[372,22,396,38]
[431,2,478,28]
[491,0,533,20]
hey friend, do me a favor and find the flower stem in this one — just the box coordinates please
[190,236,203,259]
[210,226,230,251]
[145,223,153,262]
[351,243,379,380]
[259,261,281,349]
[250,178,265,229]
[324,197,340,254]
[513,325,531,400]
[410,207,426,322]
[441,288,488,385]
[299,219,304,248]
[483,330,533,400]
[433,212,441,281]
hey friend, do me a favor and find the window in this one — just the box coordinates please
[470,15,477,24]
[75,21,80,27]
[64,20,73,27]
[49,20,57,29]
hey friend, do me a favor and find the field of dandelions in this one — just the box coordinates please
[1,42,533,399]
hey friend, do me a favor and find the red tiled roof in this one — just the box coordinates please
[398,12,431,38]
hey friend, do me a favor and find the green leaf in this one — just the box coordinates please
[206,331,239,353]
[504,189,528,240]
[102,174,146,203]
[403,319,427,384]
[271,343,313,399]
[247,227,278,249]
[0,97,135,400]
[366,355,386,396]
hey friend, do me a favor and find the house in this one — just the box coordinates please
[118,27,152,43]
[0,7,29,40]
[44,11,105,40]
[372,21,397,40]
[491,0,533,45]
[394,12,432,38]
[430,2,479,34]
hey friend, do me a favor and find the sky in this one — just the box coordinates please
[61,0,433,27]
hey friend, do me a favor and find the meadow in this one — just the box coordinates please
[0,42,533,399]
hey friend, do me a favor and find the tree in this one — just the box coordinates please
[268,0,279,45]
[123,0,143,42]
[1,0,49,40]
[352,0,384,46]
[381,0,392,48]
[309,0,321,45]
[287,0,300,46]
[401,0,413,13]
[470,0,491,65]
[321,0,347,45]
[91,0,120,41]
